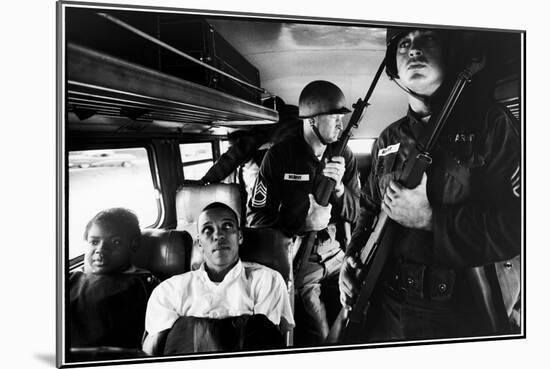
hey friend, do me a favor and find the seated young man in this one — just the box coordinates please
[142,202,294,355]
[69,208,158,349]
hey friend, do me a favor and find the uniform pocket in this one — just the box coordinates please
[441,152,484,204]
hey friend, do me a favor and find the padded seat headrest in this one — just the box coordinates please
[176,183,242,239]
[240,227,293,282]
[134,229,193,280]
[189,227,293,282]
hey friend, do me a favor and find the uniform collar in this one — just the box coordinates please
[407,108,432,145]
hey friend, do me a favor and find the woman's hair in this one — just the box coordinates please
[83,208,141,241]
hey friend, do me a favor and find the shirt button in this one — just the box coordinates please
[504,262,513,270]
[438,283,447,293]
[407,277,415,287]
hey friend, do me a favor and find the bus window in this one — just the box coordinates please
[220,139,230,155]
[68,147,159,260]
[348,138,375,155]
[179,142,214,180]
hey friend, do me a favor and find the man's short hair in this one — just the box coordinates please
[84,208,141,241]
[200,202,241,226]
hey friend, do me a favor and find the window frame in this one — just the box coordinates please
[178,140,219,181]
[66,143,163,264]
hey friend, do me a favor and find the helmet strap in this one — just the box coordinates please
[391,79,431,107]
[309,118,329,146]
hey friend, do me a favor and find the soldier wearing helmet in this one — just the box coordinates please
[338,28,521,342]
[248,80,360,345]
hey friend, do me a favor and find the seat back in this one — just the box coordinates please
[175,183,242,239]
[134,229,194,280]
[240,227,293,282]
[189,227,293,281]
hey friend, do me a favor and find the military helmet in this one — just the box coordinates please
[384,27,458,80]
[298,80,351,119]
[384,27,413,79]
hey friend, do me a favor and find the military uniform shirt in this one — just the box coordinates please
[348,99,521,268]
[247,130,360,235]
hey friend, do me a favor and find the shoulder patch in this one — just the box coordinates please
[251,179,267,207]
[511,165,520,198]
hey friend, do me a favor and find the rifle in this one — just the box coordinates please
[326,56,486,344]
[293,58,387,283]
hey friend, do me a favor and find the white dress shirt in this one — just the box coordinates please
[145,259,294,335]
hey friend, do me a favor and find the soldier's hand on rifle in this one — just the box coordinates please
[323,156,345,197]
[382,173,433,231]
[304,194,332,231]
[339,255,361,309]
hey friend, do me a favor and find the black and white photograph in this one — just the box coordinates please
[5,0,546,368]
[55,0,526,366]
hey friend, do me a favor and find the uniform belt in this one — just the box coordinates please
[384,260,457,303]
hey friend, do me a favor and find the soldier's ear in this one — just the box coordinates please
[238,229,243,246]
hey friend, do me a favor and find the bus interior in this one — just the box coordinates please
[59,2,522,365]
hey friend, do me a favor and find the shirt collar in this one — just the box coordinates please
[198,259,243,285]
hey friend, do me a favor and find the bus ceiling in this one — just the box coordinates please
[64,8,521,139]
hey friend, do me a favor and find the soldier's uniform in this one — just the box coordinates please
[248,125,360,344]
[348,88,521,340]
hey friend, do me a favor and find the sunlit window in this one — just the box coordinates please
[68,148,159,260]
[179,142,214,180]
[348,138,376,154]
[220,140,230,154]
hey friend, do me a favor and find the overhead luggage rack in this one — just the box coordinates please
[66,43,278,133]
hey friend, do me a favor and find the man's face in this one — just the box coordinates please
[197,207,242,274]
[85,222,134,274]
[395,30,445,96]
[314,113,345,143]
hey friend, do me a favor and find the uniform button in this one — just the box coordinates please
[407,277,416,287]
[438,283,447,293]
[504,262,513,270]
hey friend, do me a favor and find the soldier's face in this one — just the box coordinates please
[395,30,445,96]
[315,113,345,143]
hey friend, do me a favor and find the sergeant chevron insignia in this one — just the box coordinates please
[252,180,267,207]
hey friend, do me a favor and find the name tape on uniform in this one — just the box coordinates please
[284,173,310,181]
[378,143,400,157]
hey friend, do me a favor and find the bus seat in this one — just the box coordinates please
[134,229,194,281]
[175,183,242,239]
[240,227,293,283]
